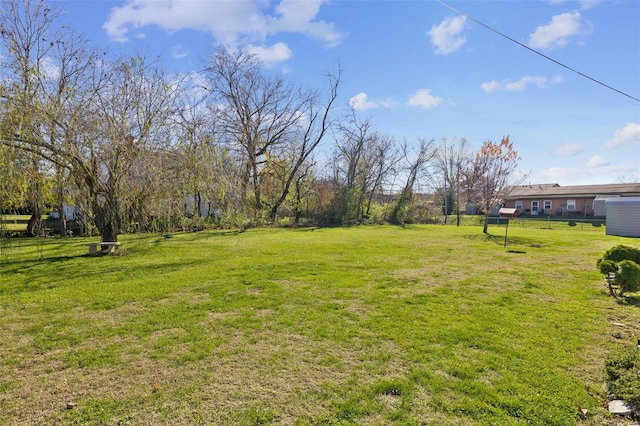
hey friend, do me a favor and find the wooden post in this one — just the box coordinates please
[504,218,509,247]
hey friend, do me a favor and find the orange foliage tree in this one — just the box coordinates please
[465,136,522,233]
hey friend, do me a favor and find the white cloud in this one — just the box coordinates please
[272,0,343,47]
[103,0,343,49]
[428,16,467,55]
[540,164,639,185]
[172,45,189,59]
[348,93,397,111]
[481,75,563,92]
[578,0,602,10]
[605,122,640,149]
[587,155,610,167]
[546,142,584,156]
[548,0,601,9]
[379,98,398,109]
[407,89,443,109]
[349,92,379,111]
[529,12,586,50]
[39,56,61,81]
[246,42,292,65]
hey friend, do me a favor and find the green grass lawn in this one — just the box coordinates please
[0,225,638,425]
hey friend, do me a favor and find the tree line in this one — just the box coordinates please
[0,0,521,241]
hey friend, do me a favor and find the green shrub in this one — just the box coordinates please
[597,245,640,297]
[600,245,640,265]
[605,345,640,406]
[615,260,640,295]
[597,259,618,275]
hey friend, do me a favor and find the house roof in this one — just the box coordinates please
[499,208,519,216]
[506,183,640,199]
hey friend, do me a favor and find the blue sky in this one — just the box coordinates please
[60,0,639,186]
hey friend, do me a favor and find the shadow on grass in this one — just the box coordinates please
[0,255,208,297]
[0,253,86,268]
[155,229,245,241]
[464,233,546,248]
[616,294,640,308]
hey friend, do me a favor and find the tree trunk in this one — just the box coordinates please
[293,176,304,224]
[26,170,42,237]
[483,212,489,234]
[96,208,118,242]
[93,194,119,243]
[57,180,67,237]
[26,203,41,237]
[252,162,262,212]
[195,190,202,217]
[57,205,67,237]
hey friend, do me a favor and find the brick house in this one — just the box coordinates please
[503,183,640,217]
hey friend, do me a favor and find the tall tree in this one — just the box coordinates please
[204,49,306,219]
[40,31,99,236]
[1,51,179,242]
[172,83,218,218]
[0,0,62,235]
[82,55,179,242]
[389,138,437,225]
[332,107,400,223]
[267,69,340,221]
[433,137,469,225]
[465,136,522,234]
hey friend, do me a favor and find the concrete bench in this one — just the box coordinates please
[87,242,120,255]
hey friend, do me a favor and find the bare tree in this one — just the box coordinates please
[332,107,400,223]
[465,136,522,234]
[291,159,316,224]
[267,69,340,221]
[172,83,218,218]
[389,138,437,225]
[433,137,469,225]
[366,134,400,216]
[204,49,307,219]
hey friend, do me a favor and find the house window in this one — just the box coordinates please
[515,200,523,211]
[531,201,539,212]
[544,200,552,211]
[567,199,576,211]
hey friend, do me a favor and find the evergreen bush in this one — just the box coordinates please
[599,245,640,264]
[597,245,640,297]
[615,260,640,295]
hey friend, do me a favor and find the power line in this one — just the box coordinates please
[436,0,640,102]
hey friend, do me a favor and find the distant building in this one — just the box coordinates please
[47,204,80,221]
[503,183,640,217]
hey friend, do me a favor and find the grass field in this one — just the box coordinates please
[0,225,638,425]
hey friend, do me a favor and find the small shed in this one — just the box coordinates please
[594,194,619,217]
[605,197,640,237]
